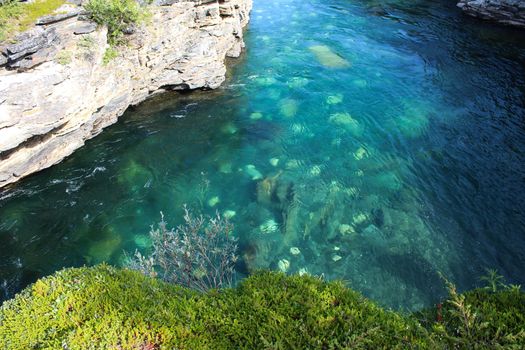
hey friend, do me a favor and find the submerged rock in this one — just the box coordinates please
[208,196,220,207]
[245,164,263,180]
[250,112,263,120]
[332,254,342,262]
[269,158,280,167]
[289,247,301,255]
[280,98,298,118]
[287,77,309,88]
[329,112,363,136]
[285,159,301,169]
[133,235,151,249]
[224,210,236,219]
[221,122,238,134]
[353,147,368,160]
[219,162,233,174]
[309,165,322,176]
[278,258,290,272]
[326,94,344,105]
[339,224,355,235]
[394,102,430,138]
[309,45,350,68]
[352,213,369,226]
[255,76,278,86]
[298,267,309,276]
[260,219,279,234]
[117,160,152,189]
[87,230,122,264]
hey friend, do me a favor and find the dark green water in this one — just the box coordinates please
[1,0,525,310]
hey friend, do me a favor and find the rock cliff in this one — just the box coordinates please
[0,0,252,188]
[457,0,525,28]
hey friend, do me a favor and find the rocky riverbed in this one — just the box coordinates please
[0,0,252,188]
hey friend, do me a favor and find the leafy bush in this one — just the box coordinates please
[85,0,146,45]
[0,265,425,349]
[1,265,524,349]
[126,207,238,292]
[416,272,525,348]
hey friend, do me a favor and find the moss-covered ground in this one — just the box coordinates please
[0,265,523,349]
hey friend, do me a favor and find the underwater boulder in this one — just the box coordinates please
[287,77,309,89]
[289,247,301,255]
[249,112,263,120]
[86,228,122,264]
[393,102,431,138]
[326,94,344,105]
[269,158,280,167]
[309,45,350,68]
[259,219,279,234]
[255,76,278,86]
[257,178,274,207]
[370,171,402,192]
[244,165,263,180]
[278,258,290,272]
[133,234,151,249]
[117,160,152,190]
[329,112,364,137]
[280,98,299,118]
[208,196,220,207]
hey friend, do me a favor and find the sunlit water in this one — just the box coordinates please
[1,0,524,310]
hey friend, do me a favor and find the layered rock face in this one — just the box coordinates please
[0,0,252,188]
[457,0,525,28]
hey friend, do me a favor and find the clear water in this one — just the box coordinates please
[1,0,524,310]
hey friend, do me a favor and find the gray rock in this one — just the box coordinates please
[36,9,82,25]
[457,0,525,28]
[154,0,182,6]
[0,54,7,67]
[6,27,58,62]
[9,45,59,71]
[73,22,97,35]
[154,0,175,5]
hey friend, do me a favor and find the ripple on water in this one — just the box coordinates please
[0,0,525,310]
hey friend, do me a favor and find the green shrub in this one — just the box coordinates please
[416,274,525,349]
[85,0,147,46]
[102,46,118,64]
[126,208,238,292]
[0,265,524,349]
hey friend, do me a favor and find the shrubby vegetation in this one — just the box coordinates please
[85,0,149,46]
[0,265,523,349]
[126,208,238,292]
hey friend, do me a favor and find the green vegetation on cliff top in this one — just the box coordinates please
[0,0,65,42]
[0,265,524,349]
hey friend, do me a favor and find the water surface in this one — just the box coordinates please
[1,0,525,310]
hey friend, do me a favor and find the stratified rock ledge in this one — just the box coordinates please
[457,0,525,28]
[0,0,252,188]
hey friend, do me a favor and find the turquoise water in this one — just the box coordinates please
[1,0,525,310]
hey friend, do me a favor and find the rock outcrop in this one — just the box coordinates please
[457,0,525,28]
[0,0,252,188]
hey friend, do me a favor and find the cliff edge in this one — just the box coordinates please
[0,0,252,188]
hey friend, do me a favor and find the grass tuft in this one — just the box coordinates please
[0,0,65,42]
